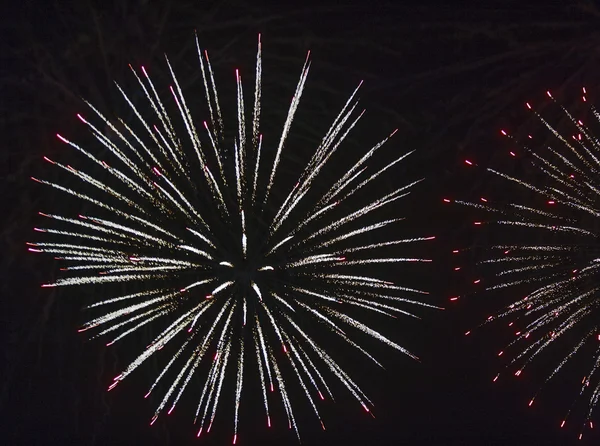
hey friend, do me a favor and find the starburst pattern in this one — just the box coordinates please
[29,35,434,441]
[449,88,600,439]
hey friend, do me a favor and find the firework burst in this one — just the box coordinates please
[29,35,434,442]
[448,88,600,439]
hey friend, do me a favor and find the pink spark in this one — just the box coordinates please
[56,134,68,143]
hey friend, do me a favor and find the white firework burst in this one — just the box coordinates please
[29,34,434,442]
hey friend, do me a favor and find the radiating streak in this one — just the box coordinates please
[319,131,399,208]
[327,309,418,360]
[192,303,231,423]
[251,134,262,205]
[44,273,165,287]
[236,70,246,204]
[312,219,403,250]
[252,35,262,149]
[233,340,244,444]
[253,327,271,426]
[136,66,182,161]
[266,235,294,256]
[255,318,274,394]
[197,306,235,429]
[270,104,364,234]
[295,343,335,399]
[283,314,372,406]
[251,282,262,301]
[178,244,213,259]
[264,53,311,206]
[286,253,343,268]
[113,83,173,169]
[329,257,432,266]
[335,237,436,254]
[153,167,209,228]
[210,281,234,296]
[330,152,418,210]
[96,306,164,340]
[81,104,157,183]
[302,183,415,246]
[45,157,146,214]
[272,293,295,313]
[186,227,215,249]
[181,279,213,292]
[496,220,594,236]
[196,35,224,139]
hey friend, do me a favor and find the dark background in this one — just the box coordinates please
[3,1,600,445]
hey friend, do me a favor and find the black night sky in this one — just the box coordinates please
[3,1,600,445]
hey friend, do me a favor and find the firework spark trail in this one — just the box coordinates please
[451,88,600,438]
[31,34,433,441]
